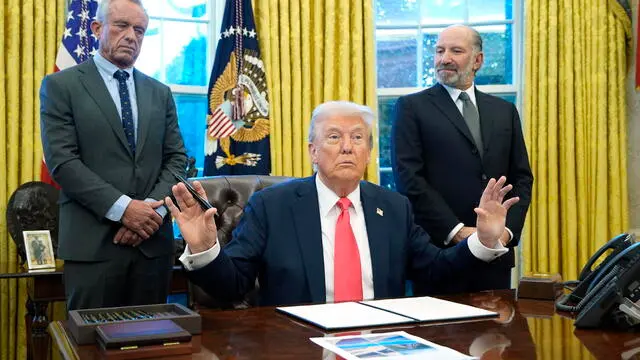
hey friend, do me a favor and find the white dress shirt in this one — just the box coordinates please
[179,176,509,300]
[315,176,374,302]
[440,82,513,245]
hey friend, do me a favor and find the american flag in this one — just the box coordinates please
[41,0,99,187]
[207,106,236,138]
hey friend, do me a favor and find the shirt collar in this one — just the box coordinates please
[93,52,134,80]
[315,175,361,217]
[441,82,477,106]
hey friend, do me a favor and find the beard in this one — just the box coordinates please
[436,61,475,89]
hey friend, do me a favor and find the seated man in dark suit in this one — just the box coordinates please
[166,101,520,306]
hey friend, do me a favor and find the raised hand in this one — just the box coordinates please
[165,181,218,254]
[475,176,520,248]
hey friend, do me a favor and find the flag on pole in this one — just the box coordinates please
[41,0,99,187]
[203,0,270,176]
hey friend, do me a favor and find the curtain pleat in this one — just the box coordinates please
[1,0,66,359]
[253,0,378,182]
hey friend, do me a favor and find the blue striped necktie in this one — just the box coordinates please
[113,70,135,154]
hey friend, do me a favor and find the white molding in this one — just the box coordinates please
[169,85,208,95]
[148,16,208,24]
[376,19,515,31]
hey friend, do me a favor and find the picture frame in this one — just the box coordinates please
[22,230,56,270]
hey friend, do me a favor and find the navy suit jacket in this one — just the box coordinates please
[391,84,533,292]
[188,176,496,307]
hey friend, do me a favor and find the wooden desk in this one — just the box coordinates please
[48,290,640,359]
[0,264,188,360]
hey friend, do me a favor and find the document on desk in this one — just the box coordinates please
[310,331,476,360]
[360,296,498,323]
[276,302,415,330]
[276,296,497,331]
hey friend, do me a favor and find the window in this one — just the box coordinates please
[375,0,522,189]
[137,0,225,176]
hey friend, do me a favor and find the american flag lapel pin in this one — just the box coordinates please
[376,208,384,216]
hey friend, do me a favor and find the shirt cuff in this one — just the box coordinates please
[444,223,465,246]
[105,195,132,222]
[505,227,514,244]
[179,241,220,271]
[466,232,509,262]
[145,198,167,219]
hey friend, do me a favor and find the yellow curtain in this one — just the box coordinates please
[523,0,631,280]
[0,0,66,359]
[526,317,595,360]
[253,0,379,183]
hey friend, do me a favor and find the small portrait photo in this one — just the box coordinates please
[23,230,56,270]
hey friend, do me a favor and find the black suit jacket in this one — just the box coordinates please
[188,176,498,306]
[391,84,533,291]
[40,59,187,261]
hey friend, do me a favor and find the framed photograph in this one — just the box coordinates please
[22,230,56,270]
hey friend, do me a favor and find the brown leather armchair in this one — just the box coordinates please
[184,175,293,309]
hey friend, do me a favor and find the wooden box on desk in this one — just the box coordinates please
[68,303,201,345]
[97,319,194,360]
[517,273,563,300]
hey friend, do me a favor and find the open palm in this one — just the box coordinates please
[475,176,520,248]
[165,181,218,254]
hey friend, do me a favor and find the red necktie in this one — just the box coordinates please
[334,197,363,302]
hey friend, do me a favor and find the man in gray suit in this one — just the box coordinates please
[40,0,187,310]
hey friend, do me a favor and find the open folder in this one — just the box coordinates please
[276,296,498,331]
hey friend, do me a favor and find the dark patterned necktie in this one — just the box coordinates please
[113,70,135,154]
[458,91,483,157]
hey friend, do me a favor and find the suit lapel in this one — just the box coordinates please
[428,83,476,147]
[133,69,151,157]
[475,88,493,153]
[360,182,389,298]
[292,177,326,303]
[78,60,133,157]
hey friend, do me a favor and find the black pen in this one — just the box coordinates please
[169,169,219,218]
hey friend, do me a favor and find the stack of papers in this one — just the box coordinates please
[311,331,475,360]
[276,296,497,331]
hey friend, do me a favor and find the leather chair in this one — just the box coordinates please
[184,175,293,309]
[5,181,60,265]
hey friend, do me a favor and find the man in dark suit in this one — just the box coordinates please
[40,0,187,310]
[167,101,519,307]
[391,25,533,294]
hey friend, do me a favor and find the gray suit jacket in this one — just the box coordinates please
[40,59,187,261]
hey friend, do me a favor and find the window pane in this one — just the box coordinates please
[174,94,208,176]
[163,0,207,19]
[376,0,421,25]
[162,21,208,86]
[136,19,163,80]
[469,0,513,22]
[495,93,516,104]
[420,28,444,87]
[474,24,513,85]
[376,30,418,88]
[420,0,464,25]
[378,96,398,171]
[143,0,207,20]
[141,0,163,17]
[379,169,396,190]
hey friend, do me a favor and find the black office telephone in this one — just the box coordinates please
[555,233,640,329]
